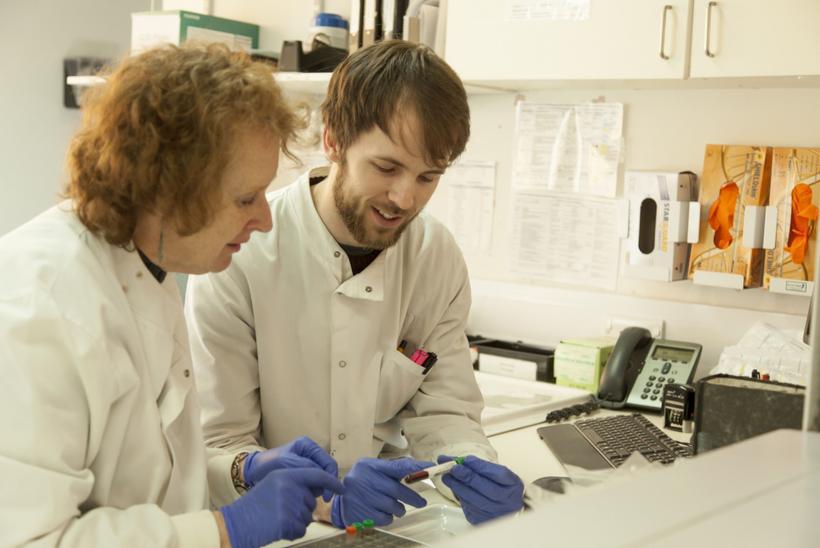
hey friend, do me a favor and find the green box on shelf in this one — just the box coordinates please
[131,10,259,54]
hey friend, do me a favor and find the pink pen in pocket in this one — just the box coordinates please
[410,348,429,367]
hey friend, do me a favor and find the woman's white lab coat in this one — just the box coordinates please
[0,206,216,547]
[186,169,496,507]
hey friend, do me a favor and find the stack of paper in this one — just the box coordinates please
[710,322,810,386]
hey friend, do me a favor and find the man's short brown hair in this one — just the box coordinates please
[66,43,300,246]
[321,40,469,168]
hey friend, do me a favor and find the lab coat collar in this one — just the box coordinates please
[109,243,182,329]
[293,168,391,302]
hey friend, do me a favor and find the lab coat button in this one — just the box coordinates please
[121,285,128,292]
[339,360,347,368]
[184,369,190,378]
[338,433,346,440]
[136,271,143,279]
[334,251,341,258]
[365,286,373,293]
[330,450,337,456]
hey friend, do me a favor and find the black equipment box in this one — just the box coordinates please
[693,374,805,454]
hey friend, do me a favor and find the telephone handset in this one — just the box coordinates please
[597,326,702,412]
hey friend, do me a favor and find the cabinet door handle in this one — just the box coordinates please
[705,1,717,57]
[659,5,673,60]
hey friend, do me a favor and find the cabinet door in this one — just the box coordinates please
[445,0,692,83]
[690,0,820,77]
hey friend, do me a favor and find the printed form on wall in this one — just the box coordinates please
[506,0,591,21]
[511,192,621,291]
[509,100,624,290]
[513,101,623,197]
[428,160,496,256]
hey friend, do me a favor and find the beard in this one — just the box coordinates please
[332,166,415,250]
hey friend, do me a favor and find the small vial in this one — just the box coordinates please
[402,457,466,484]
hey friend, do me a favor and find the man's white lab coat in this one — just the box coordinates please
[0,206,216,547]
[186,169,496,506]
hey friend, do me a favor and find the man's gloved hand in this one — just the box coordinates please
[438,455,524,525]
[331,457,433,527]
[244,436,338,501]
[220,468,344,548]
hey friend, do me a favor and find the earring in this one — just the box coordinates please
[157,225,165,264]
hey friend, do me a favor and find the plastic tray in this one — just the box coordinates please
[380,504,471,544]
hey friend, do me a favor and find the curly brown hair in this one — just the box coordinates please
[321,40,469,169]
[66,42,301,246]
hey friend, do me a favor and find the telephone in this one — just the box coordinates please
[597,326,702,412]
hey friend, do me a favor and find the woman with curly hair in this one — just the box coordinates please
[0,43,342,548]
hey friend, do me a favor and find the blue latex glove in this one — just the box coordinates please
[330,457,434,527]
[245,436,339,501]
[221,468,345,548]
[438,455,524,525]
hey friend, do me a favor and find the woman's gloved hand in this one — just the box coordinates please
[220,467,344,548]
[330,457,433,527]
[438,455,524,525]
[244,436,338,501]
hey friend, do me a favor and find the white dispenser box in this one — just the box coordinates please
[623,171,698,282]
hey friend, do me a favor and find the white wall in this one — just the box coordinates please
[0,0,148,236]
[448,87,819,366]
[451,88,820,318]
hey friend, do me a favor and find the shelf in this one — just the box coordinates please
[66,75,106,86]
[67,73,820,96]
[269,72,516,95]
[65,71,517,95]
[274,72,332,95]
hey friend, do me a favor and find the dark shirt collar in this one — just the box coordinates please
[137,249,167,284]
[340,243,378,257]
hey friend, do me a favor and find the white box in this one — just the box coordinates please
[131,10,259,54]
[623,171,696,282]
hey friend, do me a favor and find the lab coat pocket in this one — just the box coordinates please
[374,348,426,423]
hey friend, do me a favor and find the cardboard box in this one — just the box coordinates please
[764,147,820,296]
[554,337,615,393]
[688,144,772,289]
[623,171,696,282]
[131,10,259,54]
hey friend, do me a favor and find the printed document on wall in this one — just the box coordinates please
[430,161,496,256]
[513,101,623,197]
[511,192,620,290]
[507,0,590,21]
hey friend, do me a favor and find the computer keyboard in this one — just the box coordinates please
[574,413,692,467]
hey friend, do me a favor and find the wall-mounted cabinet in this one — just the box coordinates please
[446,0,693,84]
[445,0,820,88]
[689,0,820,78]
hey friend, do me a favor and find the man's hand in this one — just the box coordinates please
[439,455,524,525]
